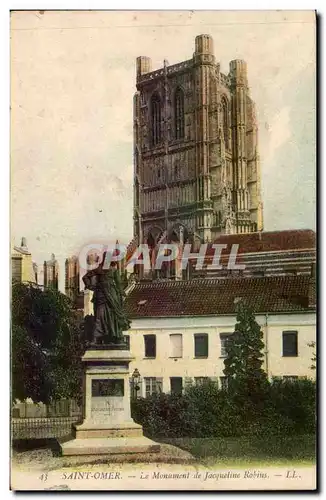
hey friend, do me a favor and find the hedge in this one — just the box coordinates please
[131,378,316,438]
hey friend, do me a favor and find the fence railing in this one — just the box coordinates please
[11,416,82,440]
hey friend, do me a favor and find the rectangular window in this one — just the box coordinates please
[194,377,209,386]
[282,331,298,357]
[220,376,229,390]
[194,334,208,358]
[124,335,130,350]
[220,333,232,357]
[144,335,156,358]
[170,334,183,358]
[283,376,298,382]
[170,377,183,395]
[144,377,162,398]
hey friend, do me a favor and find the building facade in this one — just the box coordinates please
[133,34,263,253]
[123,275,316,396]
[11,237,38,284]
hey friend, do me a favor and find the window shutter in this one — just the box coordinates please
[170,334,183,357]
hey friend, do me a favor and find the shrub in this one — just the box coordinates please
[131,378,316,439]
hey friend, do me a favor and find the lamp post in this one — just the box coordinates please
[132,368,141,399]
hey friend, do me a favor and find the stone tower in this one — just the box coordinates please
[133,34,263,249]
[65,255,80,301]
[43,253,59,290]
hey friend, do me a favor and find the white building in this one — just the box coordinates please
[124,275,316,397]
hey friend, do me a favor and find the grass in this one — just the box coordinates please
[12,435,316,469]
[159,434,316,466]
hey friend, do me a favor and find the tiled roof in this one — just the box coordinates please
[125,275,316,318]
[207,229,316,256]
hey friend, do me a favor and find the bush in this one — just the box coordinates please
[131,378,316,439]
[131,392,198,438]
[267,377,316,435]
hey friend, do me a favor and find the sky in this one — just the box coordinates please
[10,10,316,291]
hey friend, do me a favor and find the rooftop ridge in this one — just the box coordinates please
[133,274,313,289]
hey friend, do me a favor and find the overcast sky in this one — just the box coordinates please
[11,10,316,290]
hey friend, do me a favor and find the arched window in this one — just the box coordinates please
[175,88,185,140]
[151,93,161,147]
[221,97,229,147]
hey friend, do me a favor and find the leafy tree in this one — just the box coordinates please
[307,341,316,370]
[223,300,269,419]
[11,281,85,404]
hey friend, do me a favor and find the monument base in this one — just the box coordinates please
[58,348,160,458]
[60,436,160,457]
[73,420,143,439]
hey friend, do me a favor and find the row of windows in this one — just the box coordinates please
[141,375,300,398]
[143,376,219,397]
[143,333,209,358]
[149,90,229,147]
[133,331,299,359]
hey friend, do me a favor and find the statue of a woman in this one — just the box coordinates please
[82,254,130,346]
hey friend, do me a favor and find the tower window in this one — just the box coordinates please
[175,88,185,140]
[221,97,229,148]
[151,93,161,147]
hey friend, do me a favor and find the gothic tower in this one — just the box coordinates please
[133,34,263,251]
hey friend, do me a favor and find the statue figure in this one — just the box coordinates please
[82,253,131,346]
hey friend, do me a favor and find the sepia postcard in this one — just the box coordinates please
[10,10,317,491]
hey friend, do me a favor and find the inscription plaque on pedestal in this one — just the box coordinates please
[92,379,124,397]
[59,348,160,456]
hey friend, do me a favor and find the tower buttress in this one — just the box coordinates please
[193,34,215,241]
[230,59,252,233]
[133,90,142,243]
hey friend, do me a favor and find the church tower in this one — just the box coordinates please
[133,34,263,251]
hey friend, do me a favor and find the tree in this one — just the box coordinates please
[11,281,85,404]
[307,341,316,371]
[223,300,269,418]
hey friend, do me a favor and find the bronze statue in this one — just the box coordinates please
[82,254,130,346]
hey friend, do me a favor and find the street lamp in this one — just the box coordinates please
[132,368,141,399]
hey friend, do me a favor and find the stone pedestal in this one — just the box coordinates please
[59,348,160,457]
